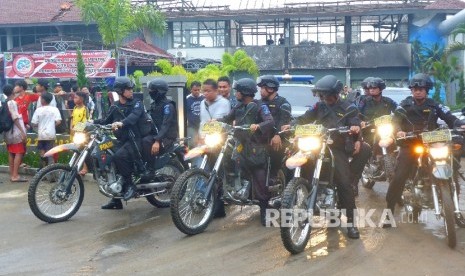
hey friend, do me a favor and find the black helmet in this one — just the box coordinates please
[257,75,279,89]
[113,77,134,95]
[233,78,257,97]
[312,75,343,96]
[366,77,386,90]
[361,77,374,89]
[148,79,169,99]
[409,73,434,90]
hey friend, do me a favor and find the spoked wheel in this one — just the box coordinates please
[361,164,375,189]
[28,164,84,223]
[146,159,184,208]
[439,181,456,249]
[170,168,216,235]
[280,177,312,254]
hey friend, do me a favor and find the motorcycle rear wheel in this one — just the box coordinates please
[146,159,184,208]
[28,164,84,223]
[439,181,456,249]
[170,168,216,235]
[280,177,312,254]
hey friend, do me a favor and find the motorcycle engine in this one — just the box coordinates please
[316,187,336,212]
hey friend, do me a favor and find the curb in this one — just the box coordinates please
[0,165,38,176]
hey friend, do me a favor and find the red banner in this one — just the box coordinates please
[3,51,116,79]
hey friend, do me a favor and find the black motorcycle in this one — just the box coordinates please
[170,121,285,235]
[28,122,188,223]
[361,115,396,189]
[280,123,351,254]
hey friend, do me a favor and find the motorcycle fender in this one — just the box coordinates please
[378,138,394,148]
[286,152,308,170]
[44,143,80,157]
[184,146,206,161]
[432,164,453,179]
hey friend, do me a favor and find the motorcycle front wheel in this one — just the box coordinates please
[439,181,457,248]
[28,164,84,223]
[146,159,184,208]
[280,177,312,254]
[170,168,216,235]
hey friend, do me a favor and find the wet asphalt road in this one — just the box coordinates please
[2,172,465,276]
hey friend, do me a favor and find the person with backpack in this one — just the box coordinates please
[2,84,27,182]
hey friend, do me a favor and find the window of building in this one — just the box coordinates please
[291,17,344,45]
[235,19,284,46]
[352,15,408,43]
[172,21,225,48]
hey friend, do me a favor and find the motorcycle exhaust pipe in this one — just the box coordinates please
[137,182,170,190]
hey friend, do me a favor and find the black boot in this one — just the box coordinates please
[346,218,360,239]
[259,202,268,226]
[101,198,123,210]
[213,201,226,218]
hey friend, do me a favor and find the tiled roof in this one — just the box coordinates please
[425,0,465,9]
[121,38,173,58]
[0,0,82,25]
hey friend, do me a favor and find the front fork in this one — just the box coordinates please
[201,139,231,205]
[64,142,93,195]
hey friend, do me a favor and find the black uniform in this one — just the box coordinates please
[358,95,397,121]
[219,100,274,202]
[94,99,145,181]
[262,94,292,180]
[387,97,463,211]
[295,99,360,220]
[142,97,178,169]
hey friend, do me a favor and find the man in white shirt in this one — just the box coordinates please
[35,79,57,108]
[31,92,62,168]
[199,79,231,130]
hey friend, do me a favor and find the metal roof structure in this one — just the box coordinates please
[132,0,465,20]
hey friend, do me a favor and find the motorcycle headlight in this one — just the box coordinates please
[204,133,223,147]
[377,123,393,138]
[298,136,321,152]
[429,143,449,160]
[73,132,87,145]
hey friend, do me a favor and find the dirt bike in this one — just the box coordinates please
[28,122,188,223]
[170,121,285,235]
[361,114,397,189]
[399,128,465,248]
[280,123,351,254]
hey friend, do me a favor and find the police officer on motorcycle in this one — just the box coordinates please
[141,79,178,177]
[218,78,274,225]
[258,75,292,184]
[355,76,374,106]
[384,73,465,227]
[95,77,146,209]
[356,77,397,186]
[290,75,361,239]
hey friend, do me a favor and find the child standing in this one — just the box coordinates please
[70,92,89,176]
[31,92,62,168]
[2,84,27,182]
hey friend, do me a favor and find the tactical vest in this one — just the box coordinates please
[362,96,394,120]
[401,98,439,131]
[264,95,287,127]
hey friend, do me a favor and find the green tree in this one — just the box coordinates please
[129,70,144,92]
[221,50,260,78]
[431,56,460,105]
[76,48,88,89]
[77,0,166,75]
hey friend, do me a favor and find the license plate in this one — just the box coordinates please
[421,129,452,143]
[201,121,223,134]
[295,124,324,137]
[373,115,392,126]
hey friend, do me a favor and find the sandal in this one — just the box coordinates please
[11,177,28,182]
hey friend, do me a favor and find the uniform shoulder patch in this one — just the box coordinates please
[281,103,291,112]
[438,104,450,114]
[164,104,170,115]
[134,101,141,108]
[261,104,271,115]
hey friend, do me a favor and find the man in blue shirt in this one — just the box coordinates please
[185,81,203,147]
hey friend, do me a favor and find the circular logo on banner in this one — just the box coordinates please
[12,55,35,77]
